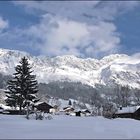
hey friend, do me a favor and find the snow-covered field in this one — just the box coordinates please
[0,115,140,139]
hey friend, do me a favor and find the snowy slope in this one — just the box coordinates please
[0,48,140,88]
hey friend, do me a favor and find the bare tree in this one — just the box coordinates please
[134,88,140,105]
[113,85,131,107]
[102,101,117,119]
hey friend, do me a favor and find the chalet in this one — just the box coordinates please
[0,104,26,115]
[75,111,81,116]
[62,107,75,115]
[0,104,11,110]
[49,105,59,114]
[75,109,91,117]
[81,109,91,116]
[34,102,53,113]
[63,107,74,112]
[113,106,140,120]
[2,109,26,115]
[0,104,11,114]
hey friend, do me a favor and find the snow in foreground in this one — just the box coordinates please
[0,114,140,139]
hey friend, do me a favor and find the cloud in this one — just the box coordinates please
[27,15,91,56]
[2,1,139,58]
[90,1,139,21]
[24,14,120,57]
[0,17,8,30]
[0,13,118,58]
[14,1,139,21]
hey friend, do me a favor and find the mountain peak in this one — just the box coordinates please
[0,48,30,57]
[0,48,139,89]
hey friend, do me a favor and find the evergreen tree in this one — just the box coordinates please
[68,100,72,106]
[5,57,39,114]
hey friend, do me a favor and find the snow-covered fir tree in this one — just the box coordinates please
[5,57,39,115]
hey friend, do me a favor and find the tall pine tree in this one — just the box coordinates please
[5,57,39,114]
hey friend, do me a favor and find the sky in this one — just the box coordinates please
[0,1,139,59]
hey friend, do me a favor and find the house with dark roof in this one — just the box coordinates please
[74,109,91,117]
[34,102,53,113]
[0,104,25,115]
[113,106,140,120]
[63,107,75,112]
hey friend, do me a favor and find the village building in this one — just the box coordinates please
[81,109,91,116]
[0,104,25,115]
[63,106,75,115]
[34,102,53,113]
[75,111,81,116]
[75,109,91,117]
[113,106,140,120]
[49,105,59,114]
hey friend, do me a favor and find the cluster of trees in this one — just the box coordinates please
[38,81,140,107]
[97,83,140,105]
[38,81,101,104]
[94,84,140,118]
[5,57,39,117]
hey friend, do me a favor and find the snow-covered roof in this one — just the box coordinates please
[63,107,74,112]
[116,106,140,114]
[74,109,91,113]
[0,104,11,110]
[81,109,90,112]
[34,102,45,106]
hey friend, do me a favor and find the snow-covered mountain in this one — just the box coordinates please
[0,48,140,89]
